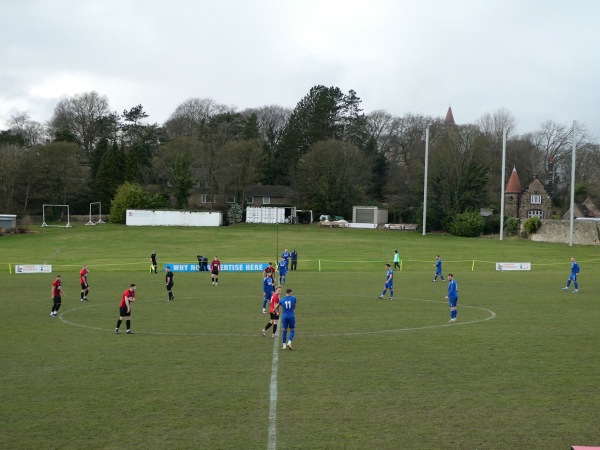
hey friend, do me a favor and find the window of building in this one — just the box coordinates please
[226,195,236,204]
[531,194,542,204]
[201,194,211,204]
[263,196,271,205]
[528,210,543,219]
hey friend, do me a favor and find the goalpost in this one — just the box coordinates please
[41,204,72,228]
[85,202,106,225]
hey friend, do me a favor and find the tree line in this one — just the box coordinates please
[1,87,598,230]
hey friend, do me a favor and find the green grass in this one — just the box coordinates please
[1,224,599,449]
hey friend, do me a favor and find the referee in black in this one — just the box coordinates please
[165,265,174,301]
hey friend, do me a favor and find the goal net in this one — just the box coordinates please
[41,204,72,228]
[86,202,106,225]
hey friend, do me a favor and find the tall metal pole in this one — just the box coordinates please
[499,127,507,240]
[569,121,576,247]
[422,126,429,236]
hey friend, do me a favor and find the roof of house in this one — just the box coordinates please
[247,185,295,198]
[505,167,523,194]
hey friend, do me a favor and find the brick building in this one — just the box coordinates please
[504,167,552,219]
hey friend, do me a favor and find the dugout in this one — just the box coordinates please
[0,214,17,229]
[352,206,388,225]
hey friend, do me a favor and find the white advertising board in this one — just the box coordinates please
[126,210,222,226]
[496,262,531,271]
[15,264,53,274]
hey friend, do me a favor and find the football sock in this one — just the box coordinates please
[265,323,272,330]
[390,290,394,297]
[574,282,578,289]
[289,330,295,342]
[263,299,268,308]
[566,280,571,287]
[282,330,287,343]
[81,292,84,300]
[126,320,131,329]
[272,324,277,334]
[55,304,61,312]
[116,319,122,329]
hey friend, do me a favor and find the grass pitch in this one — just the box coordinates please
[1,224,599,449]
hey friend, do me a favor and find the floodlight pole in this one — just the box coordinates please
[499,127,507,240]
[568,121,576,247]
[422,126,429,236]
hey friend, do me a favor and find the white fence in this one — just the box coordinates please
[126,210,222,226]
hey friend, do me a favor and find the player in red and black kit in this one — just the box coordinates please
[50,274,66,317]
[80,264,90,302]
[115,284,137,334]
[263,262,276,280]
[261,285,281,338]
[210,256,221,286]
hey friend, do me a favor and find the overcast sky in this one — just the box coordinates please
[1,0,599,138]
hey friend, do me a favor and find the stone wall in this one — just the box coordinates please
[530,219,600,245]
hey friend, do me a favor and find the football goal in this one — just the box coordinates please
[41,204,72,228]
[85,202,106,225]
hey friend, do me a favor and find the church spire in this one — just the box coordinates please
[444,106,455,125]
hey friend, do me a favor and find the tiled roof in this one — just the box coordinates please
[505,167,522,194]
[444,106,455,125]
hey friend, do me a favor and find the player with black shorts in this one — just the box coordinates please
[115,284,137,334]
[166,266,174,301]
[80,264,90,301]
[210,256,221,286]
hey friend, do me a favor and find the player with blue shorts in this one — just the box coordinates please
[262,275,274,313]
[433,255,445,281]
[277,288,297,350]
[378,263,394,300]
[278,257,288,285]
[446,273,458,322]
[562,256,580,293]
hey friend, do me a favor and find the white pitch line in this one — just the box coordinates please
[56,297,496,338]
[267,331,280,450]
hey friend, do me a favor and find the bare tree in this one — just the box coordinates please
[7,113,48,147]
[477,108,517,142]
[164,97,234,138]
[49,91,111,155]
[249,105,291,151]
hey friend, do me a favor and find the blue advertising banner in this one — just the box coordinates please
[164,263,268,272]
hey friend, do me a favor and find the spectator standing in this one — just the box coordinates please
[290,249,298,270]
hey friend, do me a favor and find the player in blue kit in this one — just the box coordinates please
[445,273,458,322]
[378,263,394,300]
[278,256,288,285]
[281,248,291,269]
[276,288,297,350]
[432,255,445,281]
[562,256,580,293]
[262,274,274,313]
